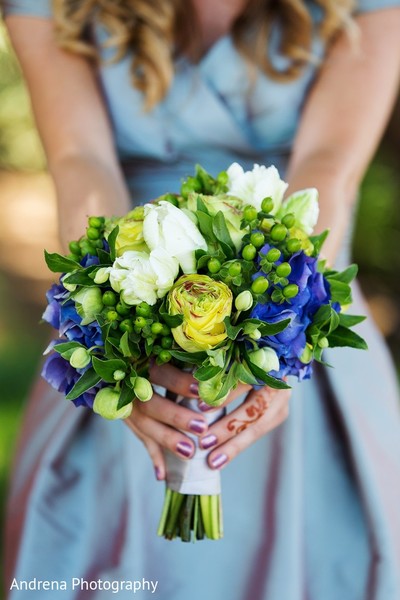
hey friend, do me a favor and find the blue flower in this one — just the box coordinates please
[251,248,332,380]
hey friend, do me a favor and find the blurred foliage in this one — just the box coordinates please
[0,20,45,170]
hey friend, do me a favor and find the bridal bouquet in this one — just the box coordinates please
[42,162,367,541]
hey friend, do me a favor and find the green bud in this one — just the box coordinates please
[136,302,152,317]
[251,276,269,294]
[181,176,202,199]
[248,347,279,372]
[93,267,110,285]
[318,336,329,349]
[158,350,172,364]
[281,213,295,228]
[163,193,179,207]
[270,224,288,242]
[116,302,131,316]
[151,322,164,335]
[271,289,283,303]
[283,284,299,299]
[266,248,281,263]
[119,319,133,333]
[207,258,221,274]
[106,310,119,322]
[235,290,253,311]
[133,376,153,402]
[276,262,292,278]
[243,205,258,222]
[134,316,147,329]
[160,324,171,336]
[228,262,242,277]
[74,287,103,324]
[88,216,104,229]
[102,290,118,306]
[93,387,133,420]
[62,275,77,292]
[69,347,91,369]
[242,243,257,261]
[249,329,261,340]
[161,336,173,349]
[113,369,126,381]
[260,217,275,232]
[69,240,81,255]
[286,238,301,253]
[300,344,313,364]
[261,197,274,213]
[217,170,228,186]
[250,232,265,248]
[87,226,100,240]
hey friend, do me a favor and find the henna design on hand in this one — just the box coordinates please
[227,395,269,434]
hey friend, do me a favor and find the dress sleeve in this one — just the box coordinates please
[356,0,400,13]
[1,0,52,18]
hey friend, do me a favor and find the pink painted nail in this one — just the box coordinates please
[154,466,163,481]
[198,400,213,412]
[189,418,207,434]
[200,434,218,450]
[210,453,228,469]
[176,441,194,458]
[189,383,199,396]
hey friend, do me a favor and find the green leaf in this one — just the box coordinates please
[338,313,366,328]
[107,225,119,261]
[194,363,222,382]
[256,318,291,337]
[169,349,207,366]
[53,341,86,360]
[159,300,184,329]
[328,264,358,284]
[44,250,80,274]
[309,229,329,256]
[119,331,132,357]
[196,196,210,214]
[223,317,243,340]
[64,265,101,286]
[234,361,258,385]
[197,211,218,243]
[117,381,134,410]
[327,279,352,305]
[92,356,127,383]
[97,249,112,264]
[312,304,333,328]
[327,326,368,350]
[212,211,236,254]
[65,368,102,400]
[242,347,290,390]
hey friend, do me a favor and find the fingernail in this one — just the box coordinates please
[198,400,213,412]
[154,466,163,481]
[189,383,199,396]
[200,434,218,450]
[210,453,228,469]
[176,441,194,458]
[189,418,207,434]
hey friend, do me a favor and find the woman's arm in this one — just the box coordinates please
[5,17,131,247]
[286,9,400,263]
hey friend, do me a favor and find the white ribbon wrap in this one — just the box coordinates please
[154,386,225,495]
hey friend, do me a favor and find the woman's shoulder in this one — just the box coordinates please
[1,0,52,18]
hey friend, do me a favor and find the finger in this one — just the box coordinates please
[127,409,196,460]
[150,363,199,397]
[137,392,208,436]
[124,419,166,480]
[199,388,290,465]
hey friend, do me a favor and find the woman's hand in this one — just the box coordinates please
[125,363,290,479]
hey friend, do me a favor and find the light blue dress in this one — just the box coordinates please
[3,2,400,599]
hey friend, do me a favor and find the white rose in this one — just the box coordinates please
[277,188,319,235]
[226,162,288,214]
[143,201,207,273]
[108,248,179,306]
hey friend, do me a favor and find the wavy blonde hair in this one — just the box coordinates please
[52,0,356,109]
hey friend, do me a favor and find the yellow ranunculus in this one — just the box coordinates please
[167,274,233,352]
[114,207,148,256]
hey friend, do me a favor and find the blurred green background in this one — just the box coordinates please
[0,16,400,593]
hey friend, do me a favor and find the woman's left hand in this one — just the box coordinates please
[199,386,291,470]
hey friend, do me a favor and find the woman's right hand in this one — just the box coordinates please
[125,363,250,481]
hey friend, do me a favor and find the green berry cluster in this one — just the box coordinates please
[180,165,229,199]
[68,216,106,261]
